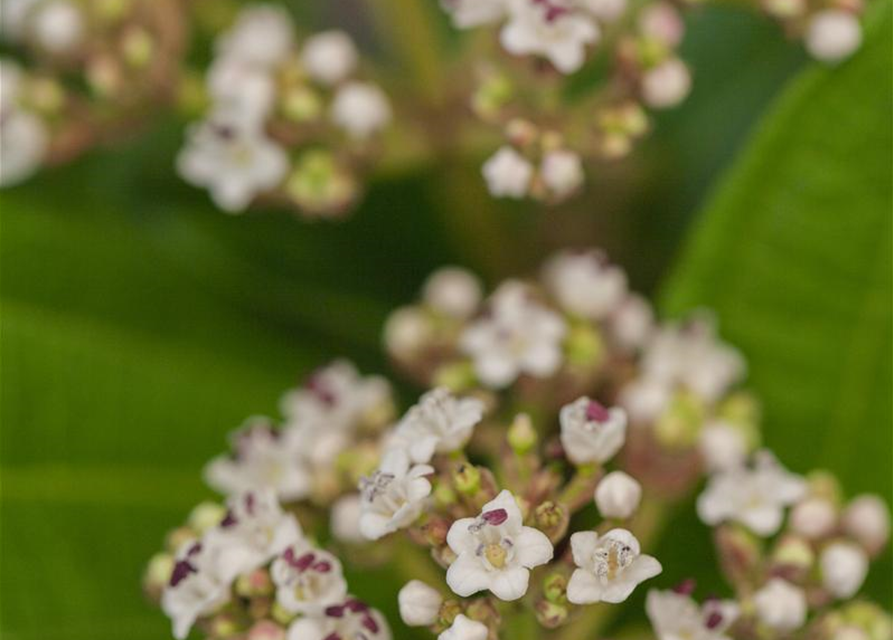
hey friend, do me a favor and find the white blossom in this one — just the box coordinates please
[384,306,435,358]
[206,58,276,126]
[423,267,483,319]
[542,250,628,320]
[595,471,642,519]
[271,542,348,614]
[216,5,295,68]
[331,81,392,139]
[398,580,443,627]
[446,490,553,601]
[482,146,533,198]
[843,494,891,554]
[582,0,628,23]
[390,388,485,463]
[30,0,84,54]
[619,376,672,423]
[697,451,806,536]
[646,589,739,640]
[790,497,837,539]
[441,0,508,28]
[287,598,391,640]
[567,528,661,604]
[1,0,40,41]
[638,2,684,47]
[540,149,584,198]
[301,30,358,85]
[753,578,806,632]
[461,281,567,387]
[821,541,868,599]
[805,10,862,62]
[439,614,489,640]
[609,294,654,350]
[559,397,627,465]
[359,449,433,540]
[331,494,365,544]
[0,108,48,187]
[699,421,748,473]
[641,58,691,109]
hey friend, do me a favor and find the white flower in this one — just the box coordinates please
[540,149,584,198]
[619,376,672,423]
[582,0,628,23]
[500,0,600,74]
[567,528,662,604]
[753,578,806,632]
[699,421,748,473]
[595,471,642,519]
[390,388,485,463]
[446,490,553,601]
[441,0,507,28]
[384,306,435,358]
[331,494,365,544]
[790,497,837,539]
[204,417,311,501]
[439,614,489,640]
[423,267,483,319]
[1,0,40,41]
[177,114,288,213]
[821,542,868,599]
[0,109,48,187]
[482,146,533,198]
[301,30,358,85]
[461,281,567,388]
[646,589,739,640]
[271,542,348,614]
[843,494,890,554]
[398,580,443,627]
[206,58,276,126]
[0,59,23,114]
[216,5,295,67]
[542,250,628,320]
[331,81,392,139]
[641,58,691,109]
[359,449,433,540]
[805,10,862,62]
[697,451,806,536]
[609,294,654,350]
[287,598,391,640]
[638,2,684,47]
[559,397,627,465]
[30,0,84,54]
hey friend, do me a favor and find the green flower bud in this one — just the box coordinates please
[565,322,604,368]
[454,464,481,496]
[655,390,704,449]
[536,600,569,628]
[508,413,538,454]
[122,27,154,68]
[281,86,323,122]
[433,361,477,392]
[543,573,568,603]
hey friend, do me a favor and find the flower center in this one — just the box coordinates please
[485,543,508,569]
[594,540,634,581]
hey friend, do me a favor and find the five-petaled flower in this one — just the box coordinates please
[359,449,434,540]
[567,528,662,604]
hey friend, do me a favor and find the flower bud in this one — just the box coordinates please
[543,573,568,603]
[536,600,569,628]
[423,267,482,320]
[790,497,837,539]
[715,525,762,589]
[188,502,227,534]
[565,323,604,368]
[384,306,434,361]
[534,501,569,542]
[142,552,174,600]
[439,614,489,640]
[399,580,444,627]
[330,494,364,544]
[699,420,748,472]
[753,578,807,632]
[434,361,477,392]
[236,568,274,597]
[641,58,692,110]
[540,150,584,200]
[821,541,868,599]
[594,471,642,519]
[843,494,890,555]
[508,413,538,454]
[805,10,862,63]
[454,464,481,496]
[247,620,286,640]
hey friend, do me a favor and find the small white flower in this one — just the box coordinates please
[805,10,862,62]
[482,146,534,198]
[359,449,433,540]
[461,281,567,388]
[697,451,806,536]
[0,108,48,187]
[542,250,628,320]
[287,597,391,640]
[595,471,642,519]
[439,614,489,640]
[500,0,600,74]
[699,421,748,473]
[216,5,295,67]
[30,0,84,54]
[331,494,365,544]
[582,0,628,23]
[423,267,483,319]
[0,59,23,114]
[446,490,553,601]
[821,541,868,599]
[790,497,837,539]
[567,528,661,604]
[1,0,40,41]
[271,542,348,614]
[619,376,672,423]
[390,388,485,464]
[843,494,890,554]
[641,58,691,109]
[331,81,392,139]
[753,578,806,632]
[646,589,739,640]
[206,57,276,126]
[609,294,654,350]
[559,397,627,465]
[398,580,443,627]
[638,2,684,47]
[441,0,508,28]
[384,306,435,359]
[177,113,288,213]
[301,30,358,86]
[540,149,584,198]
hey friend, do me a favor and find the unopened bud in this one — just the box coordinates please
[438,599,463,626]
[594,471,642,520]
[398,580,443,627]
[715,525,762,589]
[565,323,604,368]
[790,497,837,539]
[454,464,481,496]
[188,502,226,534]
[236,568,273,598]
[209,612,241,638]
[247,620,286,640]
[772,534,815,572]
[508,413,538,454]
[843,494,891,555]
[534,501,569,542]
[536,600,569,628]
[543,573,568,603]
[434,361,477,392]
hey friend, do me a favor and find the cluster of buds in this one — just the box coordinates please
[176,4,392,217]
[761,0,865,62]
[0,0,187,187]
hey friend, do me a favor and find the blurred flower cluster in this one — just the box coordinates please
[144,250,891,640]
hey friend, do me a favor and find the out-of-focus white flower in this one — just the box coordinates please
[500,0,600,74]
[619,376,671,423]
[638,2,684,47]
[843,494,891,554]
[482,146,533,198]
[790,497,837,539]
[0,108,49,187]
[641,58,691,109]
[359,449,433,540]
[438,614,489,640]
[271,542,348,614]
[697,450,806,536]
[331,494,365,544]
[30,0,84,54]
[446,490,553,601]
[0,59,23,114]
[287,598,391,640]
[398,580,443,627]
[390,388,485,464]
[206,58,276,126]
[567,528,661,604]
[423,267,483,319]
[216,5,295,67]
[595,471,642,519]
[646,589,739,640]
[177,114,288,213]
[609,294,654,350]
[441,0,508,28]
[542,250,628,320]
[204,418,311,501]
[461,281,567,387]
[699,421,748,473]
[753,578,806,632]
[540,149,584,198]
[805,10,862,62]
[301,30,358,86]
[582,0,628,23]
[821,541,868,599]
[559,397,627,465]
[1,0,41,41]
[384,306,435,358]
[331,81,392,139]
[247,621,286,640]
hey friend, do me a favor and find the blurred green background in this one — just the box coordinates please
[1,2,890,639]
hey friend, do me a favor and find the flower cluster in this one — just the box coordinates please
[0,0,187,187]
[177,4,392,217]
